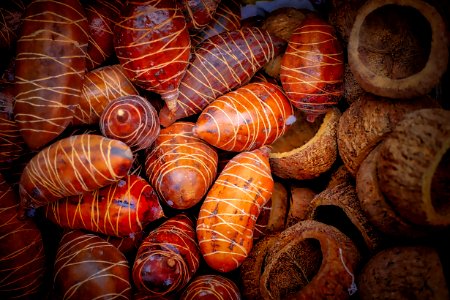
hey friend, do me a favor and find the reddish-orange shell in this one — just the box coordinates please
[54,230,131,300]
[85,0,123,70]
[114,0,191,111]
[196,146,274,273]
[133,214,201,297]
[0,0,25,50]
[181,0,220,31]
[191,0,241,46]
[193,82,294,152]
[280,15,344,122]
[180,275,241,300]
[145,122,218,210]
[45,175,164,237]
[0,90,26,172]
[13,0,88,150]
[0,175,46,299]
[100,95,160,151]
[159,27,286,127]
[73,64,139,125]
[104,231,145,254]
[19,134,133,210]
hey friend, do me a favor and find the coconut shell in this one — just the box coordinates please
[260,220,360,300]
[377,108,450,227]
[286,186,316,227]
[348,0,449,99]
[356,145,430,238]
[328,0,366,43]
[269,108,340,180]
[358,246,449,300]
[343,63,366,105]
[261,7,308,41]
[326,165,354,189]
[337,93,440,176]
[307,183,384,254]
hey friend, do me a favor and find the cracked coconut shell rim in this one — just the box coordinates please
[347,0,449,99]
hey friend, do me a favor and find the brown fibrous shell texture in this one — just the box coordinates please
[269,108,341,180]
[377,108,450,227]
[348,0,449,98]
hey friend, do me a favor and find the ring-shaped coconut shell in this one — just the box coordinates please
[348,0,449,98]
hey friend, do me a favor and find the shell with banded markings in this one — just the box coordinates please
[19,134,133,210]
[193,82,294,152]
[145,122,218,210]
[180,275,241,300]
[114,0,191,111]
[133,213,200,297]
[181,0,220,31]
[100,95,160,151]
[54,230,132,300]
[13,0,89,150]
[196,146,274,273]
[159,27,286,127]
[0,175,46,299]
[45,175,164,237]
[280,14,344,123]
[73,64,139,125]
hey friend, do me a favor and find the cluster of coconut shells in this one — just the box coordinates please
[0,0,449,299]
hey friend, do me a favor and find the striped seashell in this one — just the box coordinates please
[0,0,25,50]
[19,134,133,210]
[145,122,218,210]
[103,231,144,255]
[191,0,241,47]
[100,95,160,151]
[13,0,89,150]
[45,175,164,237]
[73,64,138,125]
[54,230,131,300]
[133,214,200,297]
[114,0,191,111]
[159,27,286,127]
[85,0,123,70]
[193,82,294,152]
[180,275,241,300]
[0,90,26,172]
[280,14,344,123]
[196,146,274,273]
[0,175,46,299]
[181,0,220,31]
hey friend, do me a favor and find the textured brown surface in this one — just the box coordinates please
[262,7,307,41]
[260,220,360,300]
[343,63,366,105]
[307,183,384,254]
[356,145,429,238]
[377,108,450,226]
[337,93,439,176]
[327,165,353,189]
[358,246,449,300]
[270,108,340,180]
[286,186,316,227]
[328,0,366,43]
[348,0,449,98]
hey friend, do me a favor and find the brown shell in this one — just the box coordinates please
[307,183,384,254]
[358,246,449,300]
[356,145,429,238]
[260,220,360,300]
[73,64,139,125]
[13,0,88,150]
[133,214,200,297]
[261,7,308,41]
[343,63,366,105]
[191,0,241,46]
[180,275,241,300]
[54,230,132,299]
[337,93,440,176]
[196,146,274,273]
[377,108,450,227]
[181,0,220,31]
[0,175,46,299]
[326,164,353,189]
[239,235,278,300]
[145,122,218,210]
[100,95,160,151]
[348,0,449,98]
[193,82,294,152]
[19,134,133,210]
[114,0,191,110]
[85,0,123,70]
[286,186,316,227]
[158,27,286,127]
[327,0,366,43]
[269,108,340,180]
